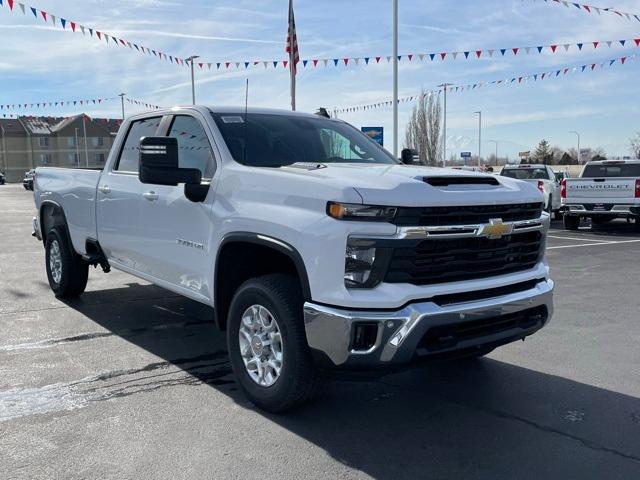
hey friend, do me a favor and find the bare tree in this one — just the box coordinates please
[404,89,442,166]
[630,133,640,159]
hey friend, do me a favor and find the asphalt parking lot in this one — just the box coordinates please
[1,184,639,480]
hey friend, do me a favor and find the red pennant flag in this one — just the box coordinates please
[440,52,447,60]
[407,54,413,61]
[40,11,48,21]
[518,77,523,83]
[621,57,627,64]
[343,58,349,65]
[119,39,126,46]
[563,68,569,74]
[583,5,590,12]
[375,56,381,63]
[96,31,102,39]
[312,59,318,67]
[475,50,482,58]
[70,22,76,32]
[512,48,519,55]
[541,73,546,80]
[591,63,596,70]
[225,62,231,68]
[198,63,204,69]
[283,60,288,68]
[8,0,14,10]
[550,45,558,52]
[593,41,599,49]
[634,39,640,46]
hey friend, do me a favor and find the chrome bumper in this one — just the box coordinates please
[563,204,639,216]
[304,279,554,368]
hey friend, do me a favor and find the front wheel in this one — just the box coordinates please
[563,215,580,231]
[45,226,89,298]
[226,274,319,413]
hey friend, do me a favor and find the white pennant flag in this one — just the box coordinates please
[354,58,360,65]
[386,56,391,62]
[418,54,425,61]
[488,49,494,57]
[80,25,85,35]
[323,59,329,67]
[127,41,132,48]
[19,3,25,14]
[625,13,630,20]
[563,44,570,51]
[594,7,600,14]
[525,47,531,54]
[262,61,268,68]
[207,63,212,69]
[51,15,57,26]
[452,52,458,59]
[235,62,240,69]
[561,1,569,7]
[606,41,612,47]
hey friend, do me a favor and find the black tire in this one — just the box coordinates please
[45,226,89,298]
[226,274,319,413]
[564,215,580,231]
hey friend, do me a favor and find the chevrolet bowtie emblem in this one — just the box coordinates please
[481,219,513,239]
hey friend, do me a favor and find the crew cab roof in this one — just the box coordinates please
[502,164,547,168]
[585,159,640,165]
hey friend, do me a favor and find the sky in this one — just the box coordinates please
[0,0,639,159]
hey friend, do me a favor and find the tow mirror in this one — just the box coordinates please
[401,148,419,165]
[139,137,201,186]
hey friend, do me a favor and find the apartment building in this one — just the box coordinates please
[0,115,121,183]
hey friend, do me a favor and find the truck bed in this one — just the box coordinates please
[34,167,102,255]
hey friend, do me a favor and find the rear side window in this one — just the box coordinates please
[501,168,549,180]
[115,117,162,172]
[167,115,215,179]
[582,163,640,177]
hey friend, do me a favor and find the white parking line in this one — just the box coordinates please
[547,239,640,250]
[548,235,601,242]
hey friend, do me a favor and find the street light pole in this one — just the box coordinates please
[74,128,80,166]
[488,140,498,164]
[392,0,398,159]
[118,93,126,120]
[569,130,580,163]
[186,55,200,105]
[475,111,482,167]
[438,83,453,166]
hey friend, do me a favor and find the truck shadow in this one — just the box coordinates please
[62,283,640,479]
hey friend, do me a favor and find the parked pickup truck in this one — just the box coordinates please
[500,164,561,218]
[32,106,554,412]
[561,159,640,230]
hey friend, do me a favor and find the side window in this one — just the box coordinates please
[115,117,162,172]
[168,115,215,179]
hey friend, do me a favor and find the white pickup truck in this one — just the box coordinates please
[500,164,562,218]
[561,159,640,230]
[33,106,554,412]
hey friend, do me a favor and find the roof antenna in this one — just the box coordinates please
[243,78,249,165]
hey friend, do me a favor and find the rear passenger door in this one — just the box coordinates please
[97,116,163,269]
[135,112,218,303]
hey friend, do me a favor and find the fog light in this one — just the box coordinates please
[351,322,379,351]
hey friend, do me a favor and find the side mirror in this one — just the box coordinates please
[401,148,419,165]
[139,137,201,186]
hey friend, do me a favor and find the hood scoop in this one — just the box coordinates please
[422,176,499,187]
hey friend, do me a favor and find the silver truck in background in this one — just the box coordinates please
[561,159,640,230]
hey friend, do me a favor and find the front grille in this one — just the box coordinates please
[393,203,543,227]
[384,231,543,286]
[417,306,548,353]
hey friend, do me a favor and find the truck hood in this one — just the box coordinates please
[279,163,542,207]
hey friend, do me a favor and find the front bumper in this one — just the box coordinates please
[304,278,553,368]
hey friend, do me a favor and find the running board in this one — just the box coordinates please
[84,239,111,273]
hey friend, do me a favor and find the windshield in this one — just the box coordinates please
[582,163,640,178]
[501,168,549,180]
[211,112,398,167]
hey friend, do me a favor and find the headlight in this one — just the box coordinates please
[344,239,392,289]
[327,202,397,222]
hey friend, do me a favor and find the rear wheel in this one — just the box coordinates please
[226,274,319,413]
[563,215,580,231]
[45,226,89,298]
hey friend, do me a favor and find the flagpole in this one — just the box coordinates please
[288,0,296,111]
[392,0,398,158]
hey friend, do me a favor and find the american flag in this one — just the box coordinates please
[286,0,300,75]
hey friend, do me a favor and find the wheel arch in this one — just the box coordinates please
[213,233,311,331]
[39,200,72,246]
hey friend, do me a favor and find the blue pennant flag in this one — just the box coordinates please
[333,59,339,66]
[244,62,250,68]
[429,53,436,61]
[610,59,616,66]
[302,59,308,67]
[398,55,402,61]
[364,57,370,64]
[133,44,139,51]
[464,51,470,58]
[533,74,538,81]
[556,70,561,76]
[537,46,543,53]
[61,18,66,29]
[581,65,587,72]
[273,61,278,68]
[88,28,93,36]
[620,40,626,46]
[573,3,581,8]
[217,63,221,69]
[500,49,507,56]
[577,43,583,50]
[31,7,37,17]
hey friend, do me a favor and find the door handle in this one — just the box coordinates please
[99,185,111,194]
[143,191,159,201]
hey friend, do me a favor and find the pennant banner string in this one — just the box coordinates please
[533,0,640,23]
[0,97,114,111]
[334,53,636,113]
[0,2,639,71]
